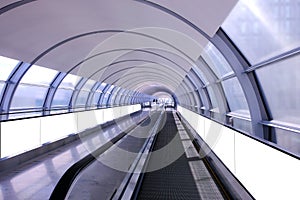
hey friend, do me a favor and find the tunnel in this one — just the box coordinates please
[0,0,300,199]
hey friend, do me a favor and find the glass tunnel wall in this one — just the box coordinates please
[0,56,153,121]
[175,0,300,158]
[0,0,299,162]
[0,56,153,158]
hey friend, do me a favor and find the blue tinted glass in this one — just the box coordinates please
[82,79,96,91]
[52,88,73,107]
[91,92,102,106]
[75,90,90,106]
[59,74,81,89]
[192,67,208,84]
[11,85,48,109]
[256,54,300,125]
[96,82,107,92]
[0,82,4,100]
[106,85,115,93]
[206,86,218,108]
[222,77,249,114]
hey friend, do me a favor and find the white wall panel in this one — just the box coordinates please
[1,105,141,158]
[177,106,300,199]
[1,118,40,158]
[41,113,78,143]
[235,133,300,200]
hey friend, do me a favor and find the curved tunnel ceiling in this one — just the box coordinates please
[0,0,238,102]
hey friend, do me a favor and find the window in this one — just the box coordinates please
[0,82,5,100]
[232,118,252,133]
[75,90,90,106]
[0,56,19,100]
[206,86,218,109]
[100,85,115,106]
[59,74,81,89]
[256,54,300,125]
[20,65,57,85]
[10,85,48,109]
[51,74,82,110]
[222,0,300,64]
[51,88,73,107]
[10,65,58,115]
[221,77,249,114]
[81,79,96,91]
[0,56,19,80]
[192,66,209,85]
[74,79,96,107]
[202,43,233,78]
[109,87,121,106]
[91,83,107,106]
[269,127,300,156]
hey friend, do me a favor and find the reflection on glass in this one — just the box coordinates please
[222,0,300,64]
[0,55,19,80]
[21,65,58,85]
[202,43,233,78]
[222,77,249,114]
[109,87,121,105]
[192,67,208,84]
[96,82,107,92]
[11,85,48,109]
[106,85,115,94]
[101,93,111,106]
[91,92,102,106]
[52,88,73,107]
[233,118,252,134]
[75,90,90,106]
[114,89,125,105]
[256,54,300,125]
[0,82,4,100]
[81,79,96,91]
[59,74,81,89]
[206,86,218,109]
[271,127,300,156]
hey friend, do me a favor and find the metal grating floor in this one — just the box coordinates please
[136,112,201,200]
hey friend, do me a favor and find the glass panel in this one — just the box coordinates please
[115,89,125,105]
[270,127,300,156]
[91,92,102,106]
[82,79,96,91]
[192,67,209,84]
[0,56,19,80]
[222,0,300,64]
[0,82,4,99]
[206,86,218,109]
[256,54,300,125]
[21,65,58,85]
[109,87,120,105]
[202,43,233,78]
[96,82,107,92]
[11,85,48,109]
[52,88,73,107]
[106,85,115,94]
[232,118,252,134]
[59,74,81,89]
[222,77,250,114]
[75,90,90,106]
[101,93,110,106]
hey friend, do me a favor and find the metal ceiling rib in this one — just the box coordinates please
[0,0,238,122]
